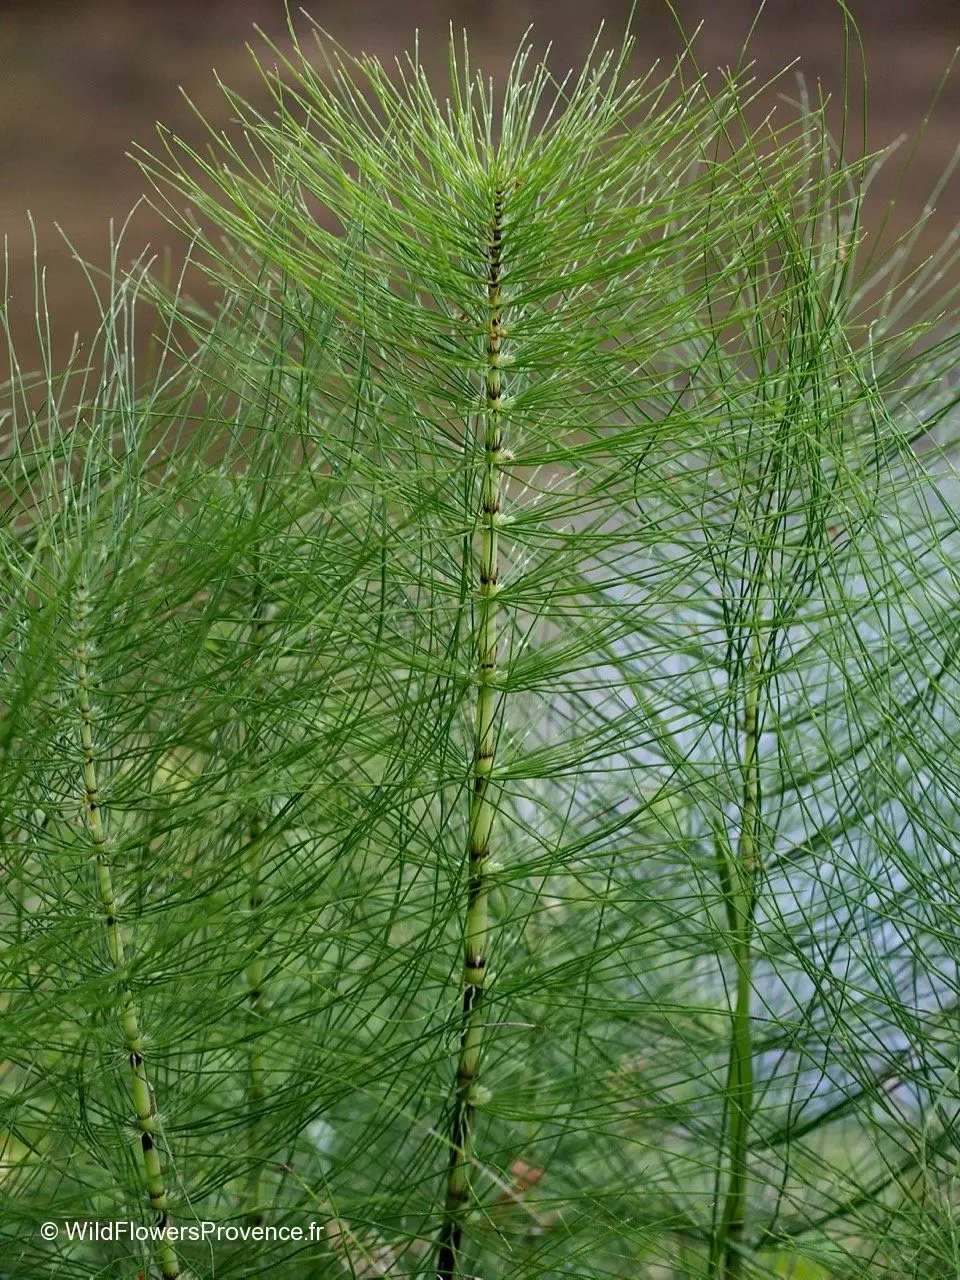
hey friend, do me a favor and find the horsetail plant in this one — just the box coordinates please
[5,7,960,1280]
[435,179,510,1280]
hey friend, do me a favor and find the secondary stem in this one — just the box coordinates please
[715,626,762,1280]
[436,184,507,1280]
[245,567,268,1232]
[74,586,181,1280]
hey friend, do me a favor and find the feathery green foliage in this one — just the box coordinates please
[3,9,960,1279]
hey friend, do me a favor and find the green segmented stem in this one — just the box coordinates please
[74,587,181,1280]
[436,184,507,1280]
[714,628,762,1280]
[245,570,268,1233]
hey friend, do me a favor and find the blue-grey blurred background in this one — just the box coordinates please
[1,0,957,349]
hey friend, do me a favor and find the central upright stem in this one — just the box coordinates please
[436,184,507,1280]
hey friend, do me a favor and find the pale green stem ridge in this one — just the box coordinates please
[74,587,181,1280]
[436,184,507,1280]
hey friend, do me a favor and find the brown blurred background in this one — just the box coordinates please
[1,0,957,358]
